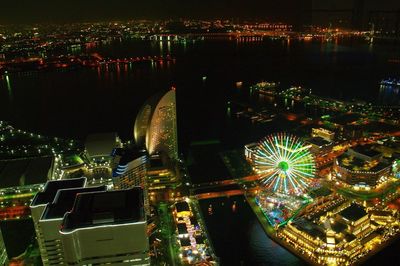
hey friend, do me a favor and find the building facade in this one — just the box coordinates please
[312,128,335,142]
[38,186,106,265]
[60,188,149,266]
[30,178,87,266]
[333,147,392,188]
[134,89,178,160]
[112,148,149,215]
[280,203,372,265]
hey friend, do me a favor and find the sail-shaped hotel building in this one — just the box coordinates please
[134,89,178,160]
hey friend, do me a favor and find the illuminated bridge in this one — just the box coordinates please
[190,174,260,199]
[98,55,174,65]
[150,31,291,42]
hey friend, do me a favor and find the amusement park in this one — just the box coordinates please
[241,130,400,266]
[252,133,316,227]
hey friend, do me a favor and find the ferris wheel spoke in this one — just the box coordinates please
[254,133,316,195]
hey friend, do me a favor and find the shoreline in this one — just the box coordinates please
[245,194,318,266]
[353,231,400,266]
[246,193,400,266]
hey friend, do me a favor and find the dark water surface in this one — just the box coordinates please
[199,196,307,266]
[1,38,399,144]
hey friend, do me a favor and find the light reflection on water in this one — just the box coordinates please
[199,195,306,266]
[246,219,304,266]
[0,38,399,141]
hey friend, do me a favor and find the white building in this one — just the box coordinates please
[59,188,150,266]
[30,178,87,266]
[38,186,106,265]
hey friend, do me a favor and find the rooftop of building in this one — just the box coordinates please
[42,185,107,220]
[175,201,190,213]
[338,203,367,222]
[0,156,53,189]
[195,235,205,244]
[368,210,394,217]
[313,127,334,134]
[112,147,147,166]
[179,238,191,247]
[344,233,357,243]
[292,218,325,240]
[190,216,198,226]
[85,132,119,158]
[61,154,84,168]
[31,177,86,206]
[336,152,390,173]
[331,221,347,234]
[61,187,144,231]
[308,137,332,147]
[177,223,188,235]
[360,232,380,245]
[350,145,381,159]
[308,187,332,199]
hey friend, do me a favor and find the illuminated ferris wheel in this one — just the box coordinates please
[253,133,316,195]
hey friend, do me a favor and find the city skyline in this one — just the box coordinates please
[1,0,308,24]
[1,0,399,30]
[1,3,400,265]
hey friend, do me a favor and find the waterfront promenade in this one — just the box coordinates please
[245,193,318,266]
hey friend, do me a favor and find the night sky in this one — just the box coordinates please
[1,0,309,24]
[1,0,399,24]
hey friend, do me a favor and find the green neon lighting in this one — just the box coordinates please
[278,161,289,171]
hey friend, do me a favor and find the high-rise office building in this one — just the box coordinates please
[134,89,178,160]
[134,94,161,148]
[112,148,149,215]
[146,90,178,160]
[30,178,87,266]
[60,188,150,266]
[111,148,148,190]
[38,186,106,265]
[147,154,178,191]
